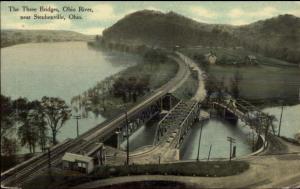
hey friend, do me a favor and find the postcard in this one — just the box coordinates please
[1,1,300,189]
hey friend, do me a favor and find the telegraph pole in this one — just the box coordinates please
[196,123,203,161]
[207,144,212,161]
[47,147,51,168]
[125,110,129,165]
[252,130,255,152]
[73,115,81,137]
[227,137,236,162]
[278,104,284,137]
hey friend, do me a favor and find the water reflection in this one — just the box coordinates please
[1,42,140,153]
[180,118,252,160]
[120,119,158,152]
[263,104,300,139]
[120,116,253,159]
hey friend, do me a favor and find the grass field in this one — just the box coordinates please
[181,47,297,67]
[181,47,300,104]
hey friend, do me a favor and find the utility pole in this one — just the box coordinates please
[125,110,129,165]
[196,123,203,161]
[207,144,212,161]
[278,104,284,137]
[47,147,51,168]
[227,137,236,162]
[73,115,81,138]
[252,130,255,152]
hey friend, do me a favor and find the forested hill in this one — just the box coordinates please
[1,30,94,48]
[101,10,300,64]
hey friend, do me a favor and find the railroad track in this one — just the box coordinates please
[1,52,190,188]
[1,139,75,186]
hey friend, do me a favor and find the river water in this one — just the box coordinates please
[263,104,300,139]
[180,118,253,160]
[2,42,299,158]
[1,42,139,152]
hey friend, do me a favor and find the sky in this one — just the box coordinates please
[1,1,300,35]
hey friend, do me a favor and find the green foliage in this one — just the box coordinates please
[93,161,249,178]
[230,71,243,98]
[0,95,15,138]
[71,57,178,119]
[1,30,94,48]
[40,97,71,145]
[102,11,299,64]
[113,76,150,103]
[143,49,168,64]
[173,70,198,100]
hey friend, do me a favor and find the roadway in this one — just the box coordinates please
[0,51,191,188]
[73,137,300,189]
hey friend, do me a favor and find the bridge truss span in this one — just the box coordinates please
[154,100,200,148]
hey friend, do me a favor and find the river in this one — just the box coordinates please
[263,104,300,139]
[1,41,140,153]
[2,42,299,157]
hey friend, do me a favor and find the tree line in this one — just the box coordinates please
[205,71,243,100]
[1,95,71,157]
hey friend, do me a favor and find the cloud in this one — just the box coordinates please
[230,19,248,26]
[228,8,244,18]
[78,27,104,35]
[190,6,218,18]
[286,8,300,17]
[2,18,72,30]
[228,6,278,19]
[256,6,278,17]
[87,4,118,21]
[145,6,162,12]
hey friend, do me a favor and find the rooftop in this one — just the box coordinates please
[62,152,93,163]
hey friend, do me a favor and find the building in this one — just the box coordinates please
[245,55,257,64]
[62,153,94,174]
[62,143,105,174]
[205,52,217,64]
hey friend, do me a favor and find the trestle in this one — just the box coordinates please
[104,93,181,149]
[209,98,275,144]
[154,100,200,148]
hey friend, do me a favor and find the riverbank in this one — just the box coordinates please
[1,29,93,48]
[71,55,179,119]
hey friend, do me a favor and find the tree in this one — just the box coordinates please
[1,137,18,156]
[29,100,49,152]
[1,95,18,157]
[1,95,16,139]
[14,98,38,153]
[40,97,71,145]
[230,71,243,99]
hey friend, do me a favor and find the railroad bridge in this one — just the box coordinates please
[153,100,200,148]
[102,93,181,148]
[208,97,276,143]
[1,50,278,188]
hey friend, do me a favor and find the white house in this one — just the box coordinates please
[205,52,217,64]
[245,55,257,64]
[62,152,94,174]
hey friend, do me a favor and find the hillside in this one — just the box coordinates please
[102,10,239,48]
[1,30,94,48]
[101,10,300,64]
[234,14,300,63]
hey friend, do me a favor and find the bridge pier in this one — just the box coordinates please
[213,105,238,124]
